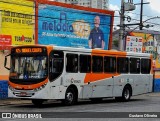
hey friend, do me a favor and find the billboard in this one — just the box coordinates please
[37,1,114,50]
[126,36,143,53]
[126,31,160,70]
[0,0,35,50]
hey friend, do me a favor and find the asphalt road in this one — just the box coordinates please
[0,92,160,121]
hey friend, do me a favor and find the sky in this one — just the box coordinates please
[109,0,160,31]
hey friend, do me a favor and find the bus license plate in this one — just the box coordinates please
[20,92,27,96]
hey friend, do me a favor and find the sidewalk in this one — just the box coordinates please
[0,92,160,106]
[146,92,160,97]
[0,98,31,106]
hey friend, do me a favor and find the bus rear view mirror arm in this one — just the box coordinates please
[4,54,11,70]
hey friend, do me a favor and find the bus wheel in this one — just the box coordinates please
[122,86,131,102]
[63,88,76,106]
[32,99,44,106]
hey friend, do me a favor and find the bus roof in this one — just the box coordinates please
[52,46,151,58]
[12,45,151,58]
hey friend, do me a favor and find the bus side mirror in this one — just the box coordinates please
[4,54,10,70]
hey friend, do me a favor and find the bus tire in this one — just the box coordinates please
[122,86,132,102]
[32,99,44,106]
[63,88,76,106]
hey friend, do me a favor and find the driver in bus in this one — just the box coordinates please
[23,62,31,79]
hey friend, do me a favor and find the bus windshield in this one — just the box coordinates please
[10,56,48,80]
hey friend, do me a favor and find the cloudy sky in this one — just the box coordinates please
[109,0,160,31]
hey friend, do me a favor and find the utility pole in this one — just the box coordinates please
[134,0,149,30]
[119,0,125,51]
[140,0,143,30]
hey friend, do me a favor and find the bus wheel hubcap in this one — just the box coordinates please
[67,92,73,103]
[124,89,130,99]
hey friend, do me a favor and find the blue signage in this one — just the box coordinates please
[38,4,111,50]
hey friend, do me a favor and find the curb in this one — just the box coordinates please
[147,92,160,97]
[0,98,31,106]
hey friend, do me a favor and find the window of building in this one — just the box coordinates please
[66,54,78,73]
[92,56,103,73]
[117,57,128,73]
[141,59,151,74]
[80,55,91,73]
[130,58,140,74]
[104,56,116,73]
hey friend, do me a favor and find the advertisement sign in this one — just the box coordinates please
[126,36,143,53]
[0,35,12,50]
[127,31,160,69]
[38,4,112,50]
[0,0,35,50]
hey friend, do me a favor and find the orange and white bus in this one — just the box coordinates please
[4,45,153,106]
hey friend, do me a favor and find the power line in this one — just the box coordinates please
[1,0,160,32]
[0,8,116,28]
[126,11,154,18]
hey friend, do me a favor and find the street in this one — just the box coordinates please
[0,92,160,121]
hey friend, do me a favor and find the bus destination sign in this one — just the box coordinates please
[15,48,43,53]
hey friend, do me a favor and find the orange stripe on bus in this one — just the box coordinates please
[83,49,126,83]
[84,73,120,83]
[8,78,48,90]
[92,49,127,56]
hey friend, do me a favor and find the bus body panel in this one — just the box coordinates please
[7,45,153,102]
[113,74,133,97]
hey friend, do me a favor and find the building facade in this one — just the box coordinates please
[50,0,109,9]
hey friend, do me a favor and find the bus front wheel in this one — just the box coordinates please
[62,88,76,106]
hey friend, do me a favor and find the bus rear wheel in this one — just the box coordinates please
[62,88,77,106]
[122,86,131,101]
[32,99,44,106]
[115,86,132,102]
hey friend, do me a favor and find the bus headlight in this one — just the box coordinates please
[34,83,47,92]
[8,85,16,91]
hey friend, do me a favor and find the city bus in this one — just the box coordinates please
[4,45,153,106]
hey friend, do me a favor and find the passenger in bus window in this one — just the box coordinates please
[72,58,78,72]
[97,59,102,72]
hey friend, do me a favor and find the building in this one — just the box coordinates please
[91,0,109,9]
[50,0,109,9]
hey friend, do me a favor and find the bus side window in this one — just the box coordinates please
[104,56,116,73]
[80,55,91,73]
[130,58,140,74]
[117,57,129,73]
[141,59,151,74]
[66,54,78,73]
[49,50,64,81]
[92,56,103,73]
